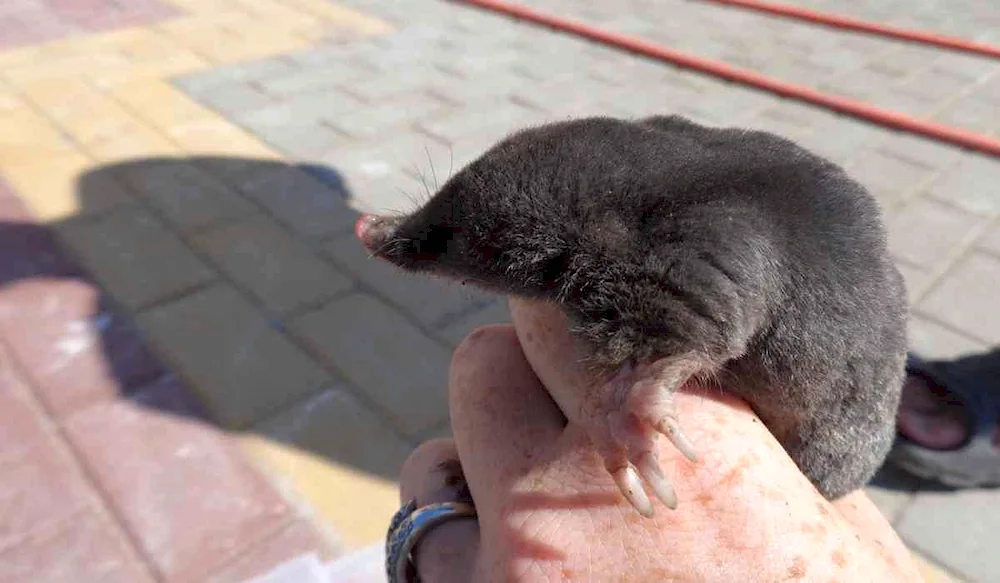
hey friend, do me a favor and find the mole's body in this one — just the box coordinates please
[356,115,908,515]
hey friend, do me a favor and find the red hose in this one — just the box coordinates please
[702,0,1000,59]
[451,0,1000,158]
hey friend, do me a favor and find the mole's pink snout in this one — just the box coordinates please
[355,213,399,256]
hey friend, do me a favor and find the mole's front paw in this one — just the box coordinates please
[588,360,701,517]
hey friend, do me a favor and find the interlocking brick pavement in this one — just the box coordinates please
[1,0,999,580]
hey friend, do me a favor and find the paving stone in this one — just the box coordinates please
[846,150,937,209]
[55,207,216,311]
[908,313,988,360]
[897,488,1000,582]
[0,183,87,281]
[416,98,547,145]
[0,512,154,583]
[224,161,358,241]
[976,221,1000,256]
[0,279,164,417]
[136,285,331,428]
[237,108,355,160]
[887,197,988,269]
[323,232,496,330]
[321,131,456,189]
[110,159,258,233]
[190,83,276,116]
[255,61,372,97]
[0,348,51,460]
[434,299,512,347]
[864,464,921,525]
[206,520,337,583]
[892,260,934,305]
[64,397,292,582]
[326,93,451,140]
[239,434,401,549]
[174,56,296,94]
[926,153,1000,216]
[344,64,456,101]
[192,214,353,315]
[0,434,93,552]
[918,252,1000,344]
[289,293,450,437]
[933,93,1000,136]
[255,386,411,480]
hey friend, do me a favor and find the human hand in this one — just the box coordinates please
[395,298,921,581]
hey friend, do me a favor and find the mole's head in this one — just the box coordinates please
[354,120,618,297]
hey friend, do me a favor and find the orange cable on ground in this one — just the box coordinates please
[450,0,1000,158]
[702,0,1000,59]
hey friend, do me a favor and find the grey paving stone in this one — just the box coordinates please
[908,313,989,360]
[56,207,216,311]
[327,94,451,139]
[845,149,937,209]
[112,160,258,233]
[933,93,1000,136]
[927,154,1000,217]
[886,197,988,269]
[289,293,451,437]
[864,464,921,525]
[892,259,935,304]
[321,131,456,188]
[254,61,372,97]
[919,251,1000,344]
[255,386,411,479]
[416,99,549,145]
[191,214,354,315]
[975,222,1000,256]
[191,83,275,116]
[322,232,496,331]
[434,299,512,347]
[137,285,331,429]
[228,163,358,241]
[174,56,295,94]
[896,487,1000,582]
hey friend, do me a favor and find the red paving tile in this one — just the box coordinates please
[0,278,166,417]
[0,512,155,583]
[0,0,179,50]
[64,397,294,582]
[206,520,338,583]
[0,346,51,459]
[0,346,95,551]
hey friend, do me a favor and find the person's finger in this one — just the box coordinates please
[507,298,596,425]
[398,439,479,583]
[449,324,566,510]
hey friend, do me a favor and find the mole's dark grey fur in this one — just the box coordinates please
[358,115,908,506]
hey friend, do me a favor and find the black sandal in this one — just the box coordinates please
[887,351,1000,488]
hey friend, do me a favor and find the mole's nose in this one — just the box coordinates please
[355,214,400,254]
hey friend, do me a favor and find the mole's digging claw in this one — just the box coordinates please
[612,464,655,518]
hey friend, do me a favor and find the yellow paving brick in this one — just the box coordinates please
[0,108,77,165]
[165,119,279,159]
[109,78,216,130]
[87,125,181,162]
[1,151,133,223]
[19,79,179,159]
[92,53,211,88]
[0,90,24,114]
[240,435,403,549]
[2,52,131,86]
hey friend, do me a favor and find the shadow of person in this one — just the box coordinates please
[0,155,503,483]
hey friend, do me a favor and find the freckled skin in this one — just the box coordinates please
[357,115,907,510]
